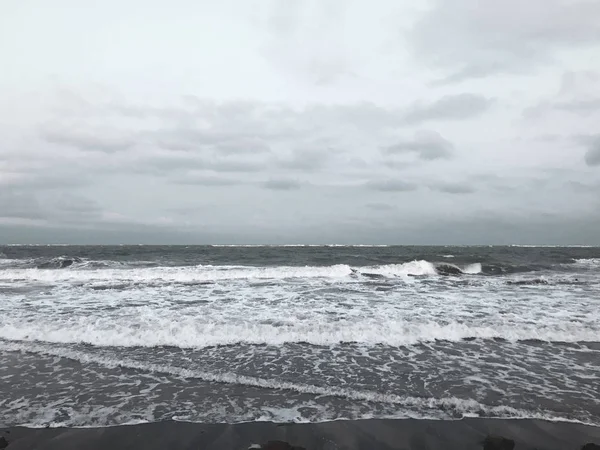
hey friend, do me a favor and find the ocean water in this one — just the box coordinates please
[0,245,599,427]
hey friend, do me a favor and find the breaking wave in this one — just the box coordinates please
[1,318,596,348]
[0,260,484,285]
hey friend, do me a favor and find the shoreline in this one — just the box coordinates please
[3,418,600,450]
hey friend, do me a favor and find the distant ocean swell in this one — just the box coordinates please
[0,256,577,276]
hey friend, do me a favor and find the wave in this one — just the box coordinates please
[1,318,597,348]
[8,255,597,278]
[0,260,485,284]
[574,258,600,268]
[0,256,159,271]
[209,244,393,248]
[0,341,594,426]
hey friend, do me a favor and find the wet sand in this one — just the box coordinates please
[2,418,600,450]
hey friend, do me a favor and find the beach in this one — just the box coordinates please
[1,246,599,446]
[3,418,600,450]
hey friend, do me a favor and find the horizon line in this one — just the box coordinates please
[1,243,599,248]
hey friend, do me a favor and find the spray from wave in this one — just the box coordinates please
[0,260,483,284]
[1,317,596,348]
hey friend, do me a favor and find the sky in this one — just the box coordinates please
[1,0,600,245]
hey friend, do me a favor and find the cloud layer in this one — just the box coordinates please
[1,0,599,243]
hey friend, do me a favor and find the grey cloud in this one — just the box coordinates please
[261,1,357,85]
[153,128,273,153]
[0,189,103,224]
[526,71,600,117]
[42,128,134,153]
[277,147,335,171]
[62,94,490,149]
[53,194,101,216]
[411,0,600,82]
[216,138,272,155]
[208,159,264,173]
[0,190,44,219]
[0,171,88,190]
[567,180,600,192]
[365,202,395,211]
[403,94,493,124]
[134,152,265,176]
[584,137,600,166]
[365,179,417,192]
[263,178,302,190]
[384,131,454,160]
[172,173,241,186]
[554,99,600,115]
[431,182,476,194]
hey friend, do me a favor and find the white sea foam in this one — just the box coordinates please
[463,263,483,274]
[0,340,577,424]
[357,260,437,277]
[0,260,459,284]
[0,264,353,283]
[1,317,597,348]
[574,258,600,267]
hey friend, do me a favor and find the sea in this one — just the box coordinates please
[0,245,599,428]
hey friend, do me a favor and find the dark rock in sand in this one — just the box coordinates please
[361,272,386,280]
[0,436,8,449]
[436,264,463,276]
[507,279,549,286]
[482,435,515,450]
[254,441,307,450]
[582,444,600,450]
[59,257,83,268]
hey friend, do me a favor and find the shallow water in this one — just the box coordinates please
[1,245,599,426]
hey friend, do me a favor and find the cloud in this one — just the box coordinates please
[172,173,241,186]
[0,189,104,225]
[263,178,302,190]
[410,0,600,82]
[216,138,272,155]
[365,202,395,211]
[403,94,493,124]
[53,194,101,216]
[526,71,600,117]
[384,131,454,160]
[0,190,44,220]
[364,179,417,192]
[276,146,335,171]
[0,171,88,190]
[582,135,600,166]
[42,127,134,153]
[130,151,265,176]
[261,0,359,85]
[431,181,476,194]
[152,128,274,153]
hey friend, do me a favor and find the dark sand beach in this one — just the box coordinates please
[2,419,600,450]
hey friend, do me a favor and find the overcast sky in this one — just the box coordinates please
[1,0,600,244]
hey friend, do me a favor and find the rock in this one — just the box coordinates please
[361,272,386,280]
[0,436,8,449]
[251,441,307,450]
[482,435,515,450]
[436,264,463,276]
[582,444,600,450]
[60,259,75,268]
[507,279,548,286]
